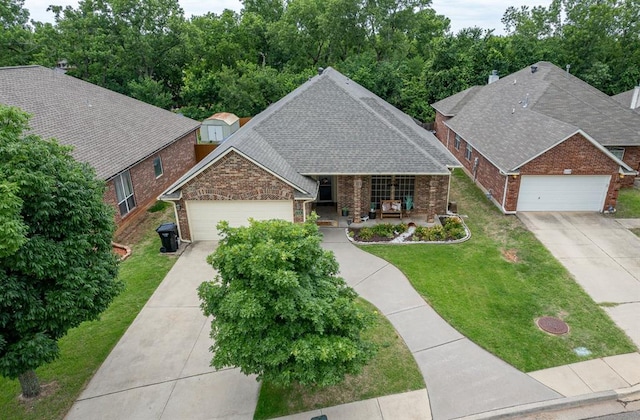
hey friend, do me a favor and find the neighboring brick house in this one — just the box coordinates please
[432,61,637,213]
[0,65,200,232]
[160,67,460,241]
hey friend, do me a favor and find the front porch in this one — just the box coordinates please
[312,203,435,228]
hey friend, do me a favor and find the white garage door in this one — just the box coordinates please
[517,175,611,212]
[186,200,294,240]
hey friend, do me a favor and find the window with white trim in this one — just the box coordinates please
[465,143,472,161]
[114,171,136,216]
[454,134,461,150]
[607,147,625,161]
[153,156,163,178]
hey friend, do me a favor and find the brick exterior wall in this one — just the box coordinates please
[621,146,640,187]
[510,133,622,211]
[433,112,623,213]
[107,129,198,235]
[174,150,298,240]
[336,174,448,222]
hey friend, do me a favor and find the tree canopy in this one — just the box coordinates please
[198,218,376,386]
[0,105,123,397]
[3,0,640,120]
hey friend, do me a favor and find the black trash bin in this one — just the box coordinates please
[156,222,179,253]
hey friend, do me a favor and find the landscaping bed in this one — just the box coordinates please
[347,216,469,244]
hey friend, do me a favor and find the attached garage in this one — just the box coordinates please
[516,175,611,212]
[186,200,293,240]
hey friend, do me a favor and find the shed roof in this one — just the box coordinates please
[0,65,200,180]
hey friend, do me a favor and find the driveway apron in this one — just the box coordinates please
[66,242,260,420]
[320,228,560,420]
[518,212,640,348]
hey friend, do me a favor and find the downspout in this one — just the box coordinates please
[446,168,454,214]
[501,175,509,213]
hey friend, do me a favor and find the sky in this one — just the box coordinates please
[23,0,551,35]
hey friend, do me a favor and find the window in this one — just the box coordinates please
[607,147,625,161]
[370,175,415,209]
[114,171,136,216]
[465,144,473,161]
[454,134,461,150]
[370,176,392,209]
[394,176,415,205]
[153,156,163,178]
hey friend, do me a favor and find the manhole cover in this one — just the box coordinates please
[536,316,569,335]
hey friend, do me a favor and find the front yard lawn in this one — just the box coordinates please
[615,187,640,218]
[0,208,179,420]
[364,170,636,372]
[253,299,424,419]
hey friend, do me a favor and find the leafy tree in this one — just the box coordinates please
[0,105,123,398]
[0,0,36,66]
[198,218,376,386]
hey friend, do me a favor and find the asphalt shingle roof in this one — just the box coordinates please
[432,61,640,172]
[164,67,459,197]
[0,65,200,180]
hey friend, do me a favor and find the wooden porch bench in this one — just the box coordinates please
[380,200,402,219]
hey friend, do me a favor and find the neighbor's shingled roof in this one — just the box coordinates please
[0,65,200,180]
[163,67,460,198]
[432,61,640,172]
[612,88,640,111]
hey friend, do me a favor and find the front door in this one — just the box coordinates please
[318,176,333,202]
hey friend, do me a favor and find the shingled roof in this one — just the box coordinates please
[0,66,200,180]
[432,61,639,173]
[163,67,460,198]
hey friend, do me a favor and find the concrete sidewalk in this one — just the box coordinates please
[65,242,260,420]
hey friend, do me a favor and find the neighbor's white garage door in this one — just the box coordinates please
[186,200,293,240]
[517,175,611,212]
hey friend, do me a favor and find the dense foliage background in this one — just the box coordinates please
[3,0,639,121]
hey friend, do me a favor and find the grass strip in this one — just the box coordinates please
[363,170,636,372]
[253,299,425,419]
[615,187,640,218]
[0,210,178,420]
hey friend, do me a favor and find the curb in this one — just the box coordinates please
[458,384,640,419]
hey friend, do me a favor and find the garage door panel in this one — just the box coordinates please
[517,175,610,212]
[186,200,293,241]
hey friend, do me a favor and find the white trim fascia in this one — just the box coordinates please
[164,147,313,196]
[513,130,635,173]
[157,190,182,201]
[302,172,453,176]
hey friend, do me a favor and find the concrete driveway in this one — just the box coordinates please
[518,212,640,348]
[66,242,260,420]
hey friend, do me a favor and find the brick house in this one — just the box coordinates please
[0,65,200,232]
[431,61,637,213]
[160,67,460,241]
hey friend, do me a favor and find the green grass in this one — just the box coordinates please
[0,211,179,419]
[253,299,425,419]
[363,170,636,373]
[615,187,640,218]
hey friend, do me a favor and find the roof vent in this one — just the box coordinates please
[318,67,324,75]
[566,64,571,74]
[488,70,499,84]
[531,65,538,74]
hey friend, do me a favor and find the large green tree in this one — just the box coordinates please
[198,218,376,386]
[0,105,123,398]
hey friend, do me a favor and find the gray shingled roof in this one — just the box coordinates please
[612,88,640,110]
[164,67,459,197]
[0,66,200,180]
[432,62,640,172]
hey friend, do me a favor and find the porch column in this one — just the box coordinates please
[353,176,362,223]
